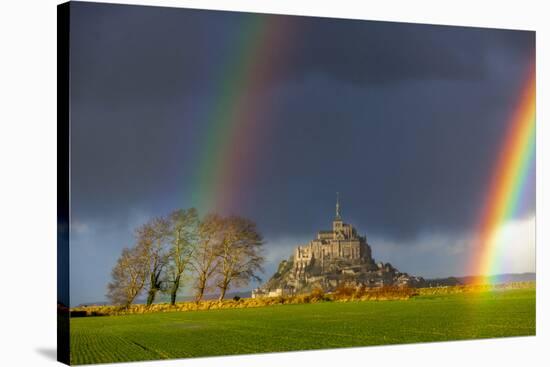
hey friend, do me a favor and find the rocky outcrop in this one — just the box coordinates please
[254,256,425,297]
[253,197,426,298]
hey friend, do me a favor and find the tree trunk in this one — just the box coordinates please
[195,286,204,303]
[147,271,162,306]
[218,277,231,301]
[170,274,181,306]
[218,286,227,301]
[146,288,157,306]
[195,275,206,303]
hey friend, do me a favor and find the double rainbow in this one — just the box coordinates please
[470,67,536,278]
[187,14,535,279]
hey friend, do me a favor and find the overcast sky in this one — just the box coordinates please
[68,2,535,306]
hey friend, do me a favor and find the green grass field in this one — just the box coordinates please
[70,288,535,365]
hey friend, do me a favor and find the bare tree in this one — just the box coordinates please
[215,216,264,301]
[106,246,148,308]
[165,208,198,305]
[136,217,170,306]
[189,214,224,302]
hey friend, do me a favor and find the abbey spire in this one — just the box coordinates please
[335,192,342,220]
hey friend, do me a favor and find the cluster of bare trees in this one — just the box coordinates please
[107,208,265,307]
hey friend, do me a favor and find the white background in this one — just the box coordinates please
[0,0,548,366]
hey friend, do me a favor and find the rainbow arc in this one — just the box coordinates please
[191,16,293,214]
[470,67,536,278]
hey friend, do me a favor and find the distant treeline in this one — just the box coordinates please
[107,208,265,308]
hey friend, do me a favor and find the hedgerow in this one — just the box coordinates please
[70,281,534,317]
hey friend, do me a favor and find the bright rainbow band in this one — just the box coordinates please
[470,67,536,278]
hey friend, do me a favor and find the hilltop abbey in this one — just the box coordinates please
[294,194,372,277]
[253,195,424,297]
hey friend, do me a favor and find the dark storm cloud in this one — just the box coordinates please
[238,74,532,240]
[296,19,533,85]
[291,19,487,84]
[70,2,534,102]
[68,2,535,305]
[70,4,233,103]
[69,1,534,221]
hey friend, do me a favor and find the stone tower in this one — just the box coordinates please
[292,193,373,280]
[333,192,343,233]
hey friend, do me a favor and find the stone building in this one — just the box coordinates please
[293,194,372,279]
[252,194,425,298]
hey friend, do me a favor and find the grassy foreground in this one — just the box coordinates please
[70,288,535,365]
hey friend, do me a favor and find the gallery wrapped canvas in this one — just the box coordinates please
[58,1,536,365]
